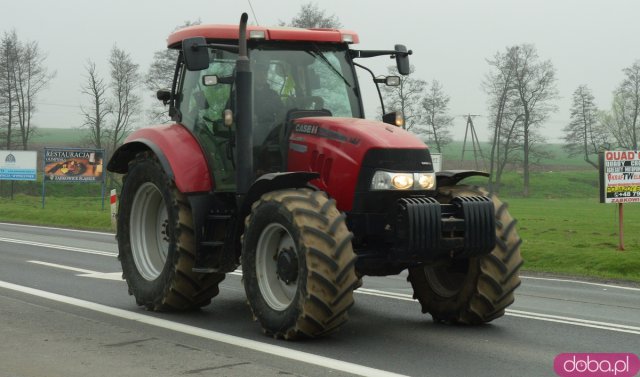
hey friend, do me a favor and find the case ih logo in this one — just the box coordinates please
[294,124,318,135]
[294,124,360,145]
[5,154,16,163]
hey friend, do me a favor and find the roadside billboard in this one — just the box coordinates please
[0,150,37,181]
[43,148,105,182]
[599,150,640,203]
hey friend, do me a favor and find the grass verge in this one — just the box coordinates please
[508,197,640,283]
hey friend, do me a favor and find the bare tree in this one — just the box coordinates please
[107,45,141,157]
[563,85,609,168]
[381,65,426,133]
[483,44,557,195]
[512,44,558,196]
[145,20,200,123]
[80,60,110,148]
[0,31,19,149]
[420,80,453,152]
[283,2,342,28]
[5,35,55,150]
[483,46,520,191]
[607,60,640,150]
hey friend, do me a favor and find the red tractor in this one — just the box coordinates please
[107,14,522,339]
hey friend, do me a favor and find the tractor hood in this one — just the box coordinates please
[286,117,432,211]
[289,117,427,150]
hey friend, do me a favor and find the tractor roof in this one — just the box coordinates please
[167,24,360,48]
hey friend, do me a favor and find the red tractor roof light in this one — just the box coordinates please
[167,24,360,48]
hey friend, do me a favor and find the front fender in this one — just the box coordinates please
[240,172,320,218]
[436,170,489,188]
[107,124,213,193]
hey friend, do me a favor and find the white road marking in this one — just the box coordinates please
[507,309,640,334]
[0,280,408,377]
[27,260,123,281]
[355,286,640,335]
[4,229,638,294]
[520,275,640,292]
[0,237,117,257]
[5,232,639,336]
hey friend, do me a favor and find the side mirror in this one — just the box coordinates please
[156,89,171,105]
[202,75,218,86]
[385,76,401,86]
[394,44,411,76]
[183,37,209,71]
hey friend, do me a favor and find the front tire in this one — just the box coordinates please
[242,189,358,339]
[408,185,523,324]
[117,151,225,311]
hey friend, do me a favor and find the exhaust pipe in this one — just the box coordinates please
[235,12,253,203]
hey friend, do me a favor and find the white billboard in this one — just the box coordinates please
[0,150,37,181]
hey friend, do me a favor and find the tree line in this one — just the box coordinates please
[1,3,639,199]
[0,31,55,150]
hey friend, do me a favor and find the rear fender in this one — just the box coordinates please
[436,170,489,188]
[107,124,212,193]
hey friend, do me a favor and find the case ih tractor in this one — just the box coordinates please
[107,14,522,339]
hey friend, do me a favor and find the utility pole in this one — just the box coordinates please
[460,114,486,171]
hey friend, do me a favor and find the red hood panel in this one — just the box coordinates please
[287,117,429,211]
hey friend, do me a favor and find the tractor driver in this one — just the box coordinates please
[252,60,285,146]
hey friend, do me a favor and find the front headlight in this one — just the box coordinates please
[370,171,436,191]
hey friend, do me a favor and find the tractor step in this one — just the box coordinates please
[192,211,236,274]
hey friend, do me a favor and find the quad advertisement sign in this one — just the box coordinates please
[599,150,639,250]
[599,150,640,204]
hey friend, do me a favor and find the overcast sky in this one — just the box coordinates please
[2,0,639,143]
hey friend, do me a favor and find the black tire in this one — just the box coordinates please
[241,189,358,339]
[117,151,225,311]
[407,185,523,324]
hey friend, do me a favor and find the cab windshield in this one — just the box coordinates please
[177,41,362,188]
[250,43,361,113]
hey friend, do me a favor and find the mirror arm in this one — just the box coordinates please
[169,52,183,121]
[353,62,385,115]
[350,49,413,59]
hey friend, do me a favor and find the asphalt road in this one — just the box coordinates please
[0,222,638,377]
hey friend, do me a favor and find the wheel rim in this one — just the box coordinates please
[256,223,299,311]
[424,261,469,298]
[130,182,170,281]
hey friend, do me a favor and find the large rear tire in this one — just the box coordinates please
[407,185,523,324]
[241,189,358,339]
[117,151,225,311]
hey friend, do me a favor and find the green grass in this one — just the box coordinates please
[0,194,112,231]
[463,170,600,199]
[507,198,640,282]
